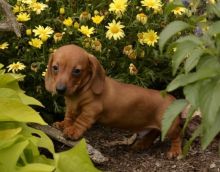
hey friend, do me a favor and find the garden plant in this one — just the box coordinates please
[0,0,220,171]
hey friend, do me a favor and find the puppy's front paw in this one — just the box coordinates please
[63,126,82,140]
[166,147,182,159]
[53,121,65,130]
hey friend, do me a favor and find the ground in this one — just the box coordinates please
[53,121,220,172]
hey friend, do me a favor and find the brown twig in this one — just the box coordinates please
[0,0,21,37]
[29,123,108,164]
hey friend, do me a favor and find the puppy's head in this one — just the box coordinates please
[45,44,105,96]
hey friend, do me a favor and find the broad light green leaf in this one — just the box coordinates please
[0,74,22,92]
[162,99,187,140]
[18,93,44,107]
[176,35,203,45]
[0,64,3,69]
[17,163,55,172]
[159,21,190,52]
[0,88,21,102]
[0,100,46,125]
[55,139,100,172]
[0,127,22,140]
[0,140,29,172]
[27,126,54,154]
[172,41,197,75]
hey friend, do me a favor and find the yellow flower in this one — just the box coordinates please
[92,15,104,25]
[137,32,145,45]
[7,62,26,73]
[0,42,9,49]
[29,38,43,48]
[143,30,159,47]
[79,11,91,21]
[26,29,32,36]
[33,25,54,41]
[141,0,163,11]
[30,2,48,15]
[172,7,187,15]
[91,39,102,52]
[63,17,73,27]
[21,0,34,5]
[78,26,94,37]
[136,13,148,24]
[105,20,125,40]
[13,5,26,13]
[109,0,128,17]
[59,7,65,14]
[53,32,63,43]
[129,63,138,75]
[16,12,30,22]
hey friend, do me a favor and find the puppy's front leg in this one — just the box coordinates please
[63,105,101,140]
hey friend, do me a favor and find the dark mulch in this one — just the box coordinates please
[53,120,220,172]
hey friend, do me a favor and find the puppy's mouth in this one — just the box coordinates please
[55,84,79,96]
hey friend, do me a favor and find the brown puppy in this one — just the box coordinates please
[45,44,182,159]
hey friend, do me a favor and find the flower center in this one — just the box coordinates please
[110,26,119,33]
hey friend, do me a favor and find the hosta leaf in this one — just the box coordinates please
[175,35,203,45]
[162,99,187,140]
[0,100,46,125]
[159,20,190,52]
[0,140,28,172]
[18,93,44,107]
[54,139,100,172]
[0,127,22,140]
[17,163,55,172]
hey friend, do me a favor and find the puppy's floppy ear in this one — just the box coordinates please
[88,54,105,94]
[45,53,54,92]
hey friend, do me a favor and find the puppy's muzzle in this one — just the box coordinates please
[56,83,67,95]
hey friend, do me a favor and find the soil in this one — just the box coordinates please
[54,122,220,172]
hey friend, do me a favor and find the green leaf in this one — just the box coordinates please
[54,139,100,172]
[17,163,55,172]
[159,21,190,52]
[18,164,54,172]
[18,93,44,107]
[0,74,22,92]
[184,48,204,73]
[208,21,220,35]
[172,41,198,75]
[184,82,201,107]
[0,88,21,102]
[0,100,46,125]
[162,99,187,140]
[0,64,4,69]
[0,140,29,172]
[0,127,22,140]
[198,78,220,149]
[166,63,220,92]
[175,35,203,45]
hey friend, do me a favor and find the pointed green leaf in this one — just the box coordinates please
[0,127,22,140]
[0,140,29,172]
[172,41,197,75]
[18,93,44,107]
[184,48,204,73]
[208,21,220,35]
[17,163,55,172]
[162,99,187,140]
[159,21,190,52]
[55,139,100,172]
[0,100,46,125]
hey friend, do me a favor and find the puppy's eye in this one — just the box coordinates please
[72,68,81,76]
[52,65,59,73]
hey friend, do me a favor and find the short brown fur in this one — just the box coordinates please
[45,44,182,159]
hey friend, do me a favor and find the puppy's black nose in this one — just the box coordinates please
[56,84,66,95]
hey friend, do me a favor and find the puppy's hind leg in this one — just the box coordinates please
[131,129,160,151]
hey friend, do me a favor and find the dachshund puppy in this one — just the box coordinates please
[45,44,182,159]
